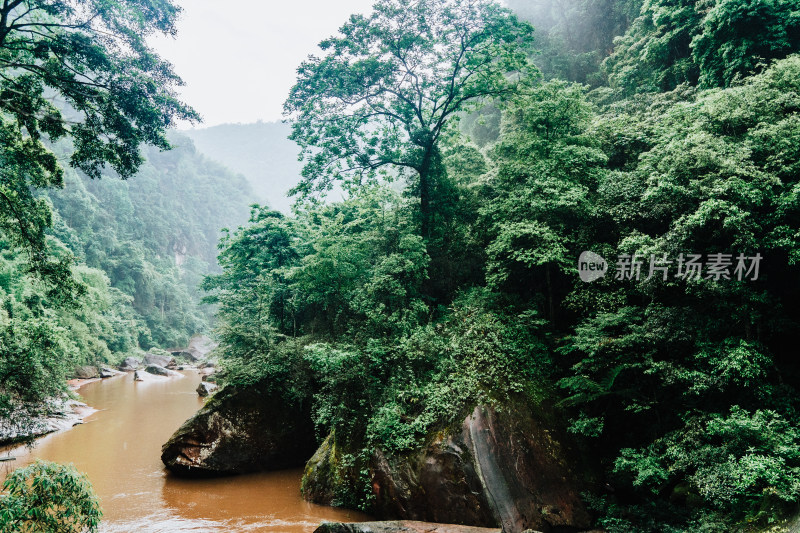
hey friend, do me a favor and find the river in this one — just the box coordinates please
[2,371,369,532]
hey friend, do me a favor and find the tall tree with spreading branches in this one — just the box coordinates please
[284,0,537,238]
[0,0,196,288]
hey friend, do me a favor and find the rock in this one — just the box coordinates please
[313,521,503,533]
[196,382,217,397]
[99,367,116,378]
[133,370,144,381]
[143,353,176,369]
[198,366,215,376]
[0,398,96,445]
[161,379,317,477]
[145,364,170,376]
[73,366,99,379]
[171,350,201,362]
[303,400,591,533]
[119,357,142,371]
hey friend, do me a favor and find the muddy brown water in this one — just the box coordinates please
[2,371,369,532]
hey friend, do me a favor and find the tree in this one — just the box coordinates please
[603,0,800,94]
[284,0,536,238]
[0,460,102,532]
[0,0,196,281]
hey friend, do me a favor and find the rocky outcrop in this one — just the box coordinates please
[313,521,503,533]
[0,398,96,445]
[189,335,217,358]
[171,350,201,362]
[143,353,176,369]
[119,357,142,371]
[73,366,99,379]
[303,401,591,533]
[99,367,119,378]
[161,379,317,477]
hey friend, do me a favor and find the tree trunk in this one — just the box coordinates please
[417,144,440,240]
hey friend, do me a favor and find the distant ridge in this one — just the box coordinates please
[182,121,303,214]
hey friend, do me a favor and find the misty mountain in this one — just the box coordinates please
[182,121,302,213]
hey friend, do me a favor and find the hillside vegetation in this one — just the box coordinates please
[207,0,800,531]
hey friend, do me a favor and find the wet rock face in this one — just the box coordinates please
[313,521,503,533]
[304,402,591,533]
[161,380,317,477]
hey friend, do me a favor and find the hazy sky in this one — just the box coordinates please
[150,0,376,127]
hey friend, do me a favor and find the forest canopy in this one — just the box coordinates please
[207,1,800,531]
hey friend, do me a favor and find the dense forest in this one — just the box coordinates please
[0,132,251,412]
[200,0,800,531]
[2,0,800,531]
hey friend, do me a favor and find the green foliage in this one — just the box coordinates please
[48,133,252,347]
[0,461,101,533]
[604,0,800,93]
[284,0,537,238]
[211,2,800,530]
[0,0,196,283]
[507,0,643,86]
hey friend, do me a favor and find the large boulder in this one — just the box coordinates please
[119,357,142,371]
[314,522,503,533]
[72,366,99,379]
[145,364,171,376]
[171,350,201,362]
[303,401,591,533]
[161,379,317,477]
[99,367,118,378]
[143,353,177,369]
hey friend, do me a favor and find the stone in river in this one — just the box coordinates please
[161,379,317,477]
[119,357,142,371]
[196,382,217,397]
[145,364,170,376]
[143,353,176,369]
[303,400,591,532]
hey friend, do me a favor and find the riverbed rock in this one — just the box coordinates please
[172,350,201,362]
[0,398,96,445]
[99,367,117,378]
[303,400,591,533]
[145,364,171,376]
[143,353,176,369]
[119,357,142,371]
[196,382,217,397]
[73,365,99,379]
[161,379,317,477]
[313,521,504,533]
